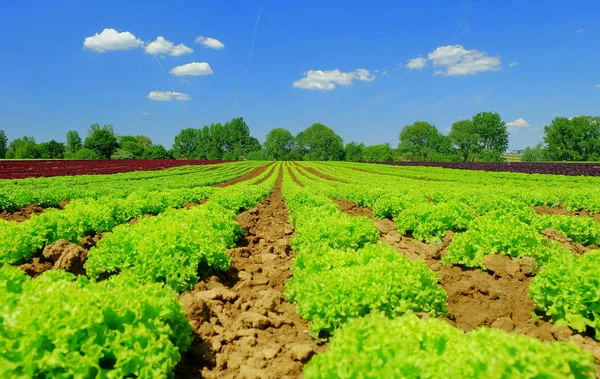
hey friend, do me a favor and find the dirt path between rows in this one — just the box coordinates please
[334,198,600,364]
[534,205,600,222]
[214,164,273,188]
[287,166,304,187]
[300,166,342,183]
[176,169,325,379]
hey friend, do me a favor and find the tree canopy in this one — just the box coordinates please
[65,131,82,158]
[362,144,393,162]
[344,142,364,162]
[544,116,600,161]
[84,128,119,159]
[0,130,7,159]
[449,120,480,162]
[472,112,509,158]
[295,123,344,161]
[398,121,446,161]
[263,128,296,160]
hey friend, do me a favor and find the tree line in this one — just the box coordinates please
[1,113,598,162]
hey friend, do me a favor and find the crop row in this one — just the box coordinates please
[296,162,600,339]
[0,159,228,179]
[286,163,597,377]
[380,161,600,176]
[0,161,262,211]
[0,163,278,377]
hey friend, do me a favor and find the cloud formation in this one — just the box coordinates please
[145,37,193,56]
[575,29,585,33]
[508,62,519,68]
[406,57,428,70]
[146,91,191,101]
[293,69,375,90]
[428,45,501,76]
[169,62,214,76]
[83,28,143,52]
[195,36,225,49]
[506,117,530,128]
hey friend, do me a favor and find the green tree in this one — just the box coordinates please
[221,118,261,160]
[362,144,393,162]
[449,119,480,161]
[135,135,153,148]
[544,116,600,161]
[119,136,146,158]
[296,123,344,161]
[84,129,118,159]
[110,148,135,160]
[172,128,200,159]
[472,112,509,159]
[6,137,39,159]
[264,128,295,160]
[344,142,364,162]
[521,144,549,162]
[37,140,65,159]
[88,123,115,137]
[0,130,7,159]
[398,121,446,161]
[71,148,100,160]
[65,130,82,158]
[143,145,173,160]
[246,149,272,161]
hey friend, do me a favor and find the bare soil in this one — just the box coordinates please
[334,198,600,363]
[176,170,326,379]
[0,204,46,222]
[534,205,600,222]
[287,166,304,187]
[214,164,273,188]
[19,239,88,277]
[301,166,342,183]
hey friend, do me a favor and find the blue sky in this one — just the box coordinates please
[0,0,598,150]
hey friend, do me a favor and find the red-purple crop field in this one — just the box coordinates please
[378,161,600,176]
[0,160,227,179]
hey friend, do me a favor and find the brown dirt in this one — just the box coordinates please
[534,205,600,222]
[213,164,273,188]
[301,166,342,183]
[287,166,304,187]
[255,165,276,185]
[176,169,326,379]
[335,199,600,363]
[540,228,597,254]
[19,239,88,277]
[0,204,46,222]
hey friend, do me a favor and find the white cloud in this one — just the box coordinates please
[575,29,585,33]
[292,69,375,90]
[146,91,191,101]
[406,57,428,70]
[145,36,193,56]
[141,112,150,116]
[382,70,388,75]
[508,62,519,68]
[506,117,530,128]
[428,45,501,76]
[169,62,213,76]
[195,36,225,50]
[596,84,600,88]
[83,28,143,52]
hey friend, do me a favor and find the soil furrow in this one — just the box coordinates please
[213,164,273,188]
[333,198,600,363]
[176,169,325,378]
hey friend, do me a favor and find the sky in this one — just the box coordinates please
[0,0,598,150]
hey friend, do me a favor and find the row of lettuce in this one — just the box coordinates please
[0,161,263,211]
[300,162,600,339]
[285,163,598,377]
[0,163,277,378]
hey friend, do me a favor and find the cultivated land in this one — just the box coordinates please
[1,161,599,378]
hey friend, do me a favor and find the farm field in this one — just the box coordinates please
[1,160,599,378]
[0,159,228,179]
